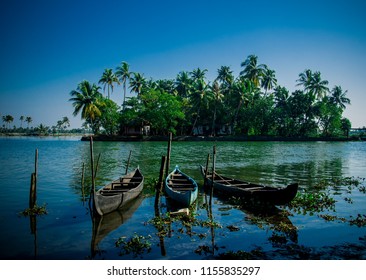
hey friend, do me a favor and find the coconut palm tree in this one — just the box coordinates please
[240,55,265,87]
[99,69,119,99]
[20,116,25,128]
[2,115,14,130]
[190,68,208,82]
[329,85,350,110]
[189,78,209,135]
[261,66,277,94]
[231,78,255,130]
[309,71,329,100]
[129,72,146,97]
[69,80,104,133]
[296,69,313,90]
[210,80,224,136]
[297,69,329,100]
[217,66,234,86]
[25,116,32,129]
[175,71,192,98]
[115,61,131,109]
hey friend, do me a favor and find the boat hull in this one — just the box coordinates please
[165,166,198,207]
[200,165,298,205]
[94,168,144,215]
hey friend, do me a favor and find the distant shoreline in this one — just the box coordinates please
[1,132,364,142]
[80,134,365,142]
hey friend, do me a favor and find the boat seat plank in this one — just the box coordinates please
[171,188,195,191]
[120,177,143,181]
[168,182,192,186]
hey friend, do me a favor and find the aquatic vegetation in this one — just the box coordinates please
[318,214,347,222]
[115,233,152,258]
[19,204,48,216]
[349,214,366,227]
[269,232,288,245]
[216,248,266,260]
[195,245,217,255]
[226,225,240,232]
[287,190,336,215]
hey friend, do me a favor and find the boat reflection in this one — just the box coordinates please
[91,195,143,258]
[243,206,298,244]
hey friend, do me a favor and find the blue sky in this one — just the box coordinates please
[0,0,365,129]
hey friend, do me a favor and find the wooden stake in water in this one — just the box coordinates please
[204,153,210,186]
[210,145,216,206]
[29,149,38,209]
[81,162,85,201]
[94,153,101,179]
[125,150,132,175]
[155,155,167,211]
[90,137,95,197]
[165,132,172,176]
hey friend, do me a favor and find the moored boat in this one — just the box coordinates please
[93,167,144,216]
[165,165,198,207]
[200,165,298,205]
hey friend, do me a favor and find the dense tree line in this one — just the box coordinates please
[0,114,75,135]
[69,55,352,137]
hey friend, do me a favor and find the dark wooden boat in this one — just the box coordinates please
[165,165,198,207]
[200,165,298,205]
[94,167,144,216]
[91,195,143,257]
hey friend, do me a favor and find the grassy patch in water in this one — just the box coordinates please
[286,191,336,215]
[115,233,152,258]
[19,204,48,216]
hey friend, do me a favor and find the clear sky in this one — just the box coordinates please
[0,0,365,129]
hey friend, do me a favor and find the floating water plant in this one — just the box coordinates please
[20,204,48,216]
[115,233,152,257]
[349,214,366,227]
[287,190,336,215]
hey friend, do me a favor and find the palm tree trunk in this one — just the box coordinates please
[211,103,217,136]
[191,106,201,136]
[123,81,126,110]
[231,100,243,133]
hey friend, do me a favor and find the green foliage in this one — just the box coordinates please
[67,55,353,138]
[20,204,48,216]
[140,89,185,135]
[115,233,152,257]
[287,191,336,215]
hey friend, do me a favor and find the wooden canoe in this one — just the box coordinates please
[93,167,144,216]
[91,195,143,257]
[200,165,298,205]
[165,165,198,207]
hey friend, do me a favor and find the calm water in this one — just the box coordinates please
[0,136,365,260]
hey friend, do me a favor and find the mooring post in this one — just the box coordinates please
[29,149,38,209]
[125,150,132,175]
[89,136,95,201]
[29,173,36,209]
[210,145,216,206]
[204,153,210,186]
[155,155,167,213]
[94,153,101,180]
[81,162,85,201]
[165,132,172,177]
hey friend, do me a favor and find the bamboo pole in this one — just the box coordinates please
[155,155,167,211]
[165,132,172,176]
[94,153,101,180]
[29,173,36,209]
[89,137,95,209]
[29,149,38,209]
[81,162,85,201]
[34,148,38,187]
[204,153,210,186]
[210,145,216,206]
[125,150,132,175]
